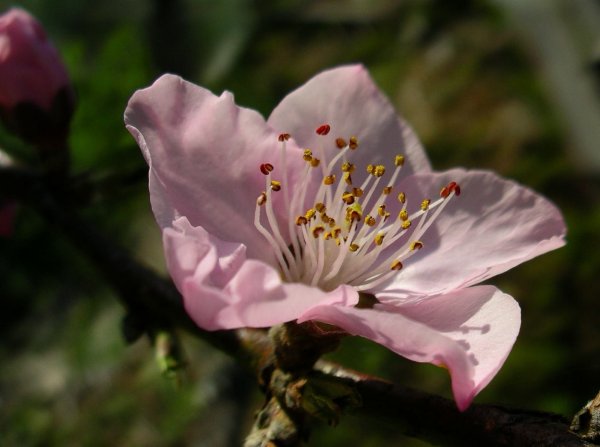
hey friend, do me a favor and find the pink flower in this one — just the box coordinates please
[125,65,566,410]
[0,8,70,111]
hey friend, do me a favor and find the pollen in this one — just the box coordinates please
[410,241,424,251]
[316,124,331,135]
[312,225,326,238]
[373,165,386,177]
[296,216,308,225]
[254,125,459,292]
[390,260,403,271]
[305,208,317,220]
[260,163,274,175]
[342,192,355,204]
[341,161,355,173]
[270,180,282,191]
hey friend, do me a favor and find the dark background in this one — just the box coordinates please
[1,0,599,445]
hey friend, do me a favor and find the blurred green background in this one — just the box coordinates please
[1,0,599,445]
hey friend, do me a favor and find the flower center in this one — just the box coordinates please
[254,124,460,292]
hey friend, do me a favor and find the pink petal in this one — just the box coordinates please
[125,74,306,261]
[374,169,566,301]
[164,216,359,330]
[299,285,520,410]
[267,65,431,186]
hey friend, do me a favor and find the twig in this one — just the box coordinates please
[1,165,596,446]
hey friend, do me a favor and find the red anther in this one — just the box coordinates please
[447,181,461,196]
[440,186,450,198]
[316,124,331,135]
[260,163,274,175]
[278,133,290,141]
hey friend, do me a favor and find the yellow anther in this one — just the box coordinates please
[323,231,332,240]
[399,210,409,221]
[401,220,412,230]
[383,186,393,195]
[352,187,364,197]
[390,260,403,271]
[373,165,386,177]
[341,161,355,173]
[410,240,424,251]
[420,199,431,211]
[305,208,316,220]
[323,175,336,185]
[312,225,325,238]
[328,218,337,227]
[310,158,321,168]
[342,192,355,205]
[349,136,358,149]
[374,232,385,246]
[257,192,267,206]
[366,164,375,174]
[296,215,308,225]
[303,149,313,161]
[331,226,342,238]
[320,212,331,223]
[349,243,360,252]
[270,180,282,191]
[345,202,363,222]
[365,215,376,226]
[383,211,391,221]
[315,202,326,213]
[335,238,341,246]
[394,155,405,167]
[343,172,353,185]
[397,192,406,204]
[377,204,387,217]
[335,137,347,149]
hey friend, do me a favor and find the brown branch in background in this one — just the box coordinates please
[1,165,597,446]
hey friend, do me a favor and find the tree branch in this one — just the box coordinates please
[1,165,596,446]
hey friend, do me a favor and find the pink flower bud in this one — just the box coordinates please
[0,8,70,110]
[0,8,75,173]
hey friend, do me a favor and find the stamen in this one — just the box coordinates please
[316,124,331,135]
[260,163,274,175]
[254,126,461,292]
